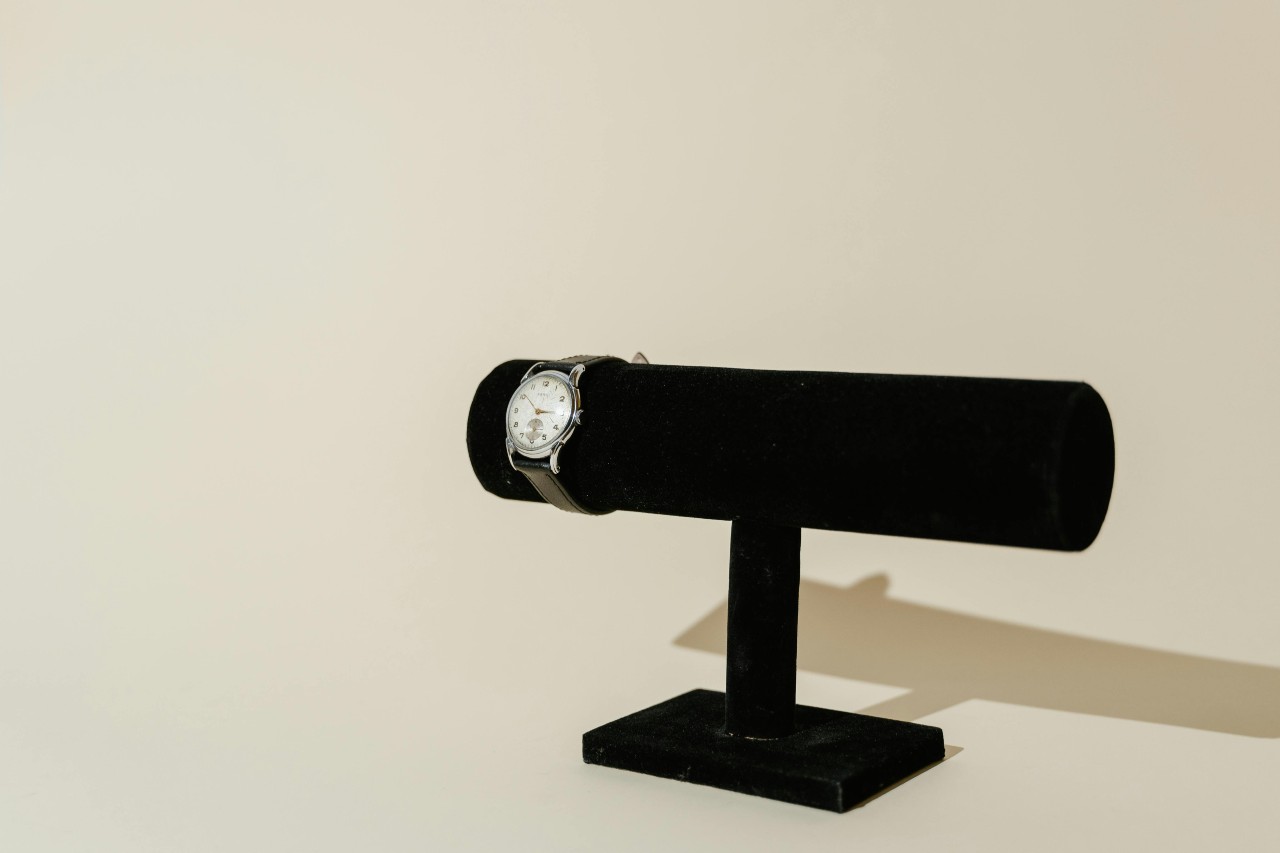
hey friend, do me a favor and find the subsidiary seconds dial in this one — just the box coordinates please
[506,371,575,454]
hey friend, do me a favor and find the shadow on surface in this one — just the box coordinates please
[854,745,964,810]
[675,574,1280,737]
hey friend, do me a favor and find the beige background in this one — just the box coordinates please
[2,1,1278,850]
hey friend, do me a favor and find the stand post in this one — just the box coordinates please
[725,520,800,739]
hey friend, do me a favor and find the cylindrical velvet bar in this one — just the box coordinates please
[466,359,1115,551]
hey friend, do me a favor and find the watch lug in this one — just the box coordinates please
[569,363,585,386]
[505,438,517,471]
[521,361,545,382]
[549,445,562,475]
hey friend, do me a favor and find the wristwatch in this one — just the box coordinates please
[504,355,624,514]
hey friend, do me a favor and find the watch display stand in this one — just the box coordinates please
[468,359,1115,812]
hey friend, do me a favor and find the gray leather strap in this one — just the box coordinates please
[538,354,623,375]
[511,455,610,514]
[511,354,623,514]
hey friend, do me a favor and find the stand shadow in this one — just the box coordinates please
[675,574,1280,738]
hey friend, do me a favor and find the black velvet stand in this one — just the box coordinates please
[467,359,1115,812]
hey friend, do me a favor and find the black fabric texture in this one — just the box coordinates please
[467,359,1115,551]
[725,520,800,738]
[582,688,944,812]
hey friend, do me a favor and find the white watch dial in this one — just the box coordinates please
[506,371,575,454]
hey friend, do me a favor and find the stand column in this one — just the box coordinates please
[725,519,800,739]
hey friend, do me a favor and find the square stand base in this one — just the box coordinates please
[583,689,944,812]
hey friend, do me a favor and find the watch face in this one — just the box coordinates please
[506,370,575,455]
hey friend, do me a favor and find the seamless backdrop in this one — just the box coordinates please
[2,2,1278,851]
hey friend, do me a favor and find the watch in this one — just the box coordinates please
[504,355,623,514]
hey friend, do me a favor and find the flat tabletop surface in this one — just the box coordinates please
[3,2,1279,850]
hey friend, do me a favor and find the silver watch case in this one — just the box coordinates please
[504,361,586,475]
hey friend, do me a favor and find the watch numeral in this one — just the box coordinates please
[559,396,565,401]
[512,421,518,427]
[542,380,549,386]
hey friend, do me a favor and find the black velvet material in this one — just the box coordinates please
[583,689,944,812]
[725,521,800,738]
[467,359,1114,551]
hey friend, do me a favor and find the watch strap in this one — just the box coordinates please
[511,455,611,515]
[536,354,625,375]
